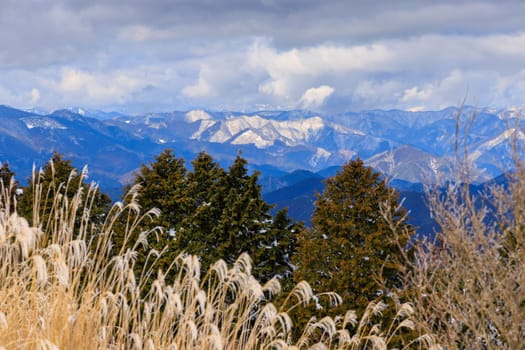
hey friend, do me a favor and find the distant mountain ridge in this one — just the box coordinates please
[1,104,520,234]
[262,171,437,235]
[107,106,522,183]
[0,104,521,196]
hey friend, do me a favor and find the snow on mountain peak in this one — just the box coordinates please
[469,128,525,162]
[193,114,327,148]
[185,110,212,123]
[328,121,366,136]
[309,147,331,167]
[232,129,274,148]
[190,119,218,140]
[22,117,67,130]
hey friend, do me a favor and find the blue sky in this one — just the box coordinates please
[1,0,525,113]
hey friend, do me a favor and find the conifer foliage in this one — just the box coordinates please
[17,152,112,232]
[0,162,17,189]
[0,162,18,209]
[293,158,414,316]
[129,149,189,233]
[128,149,298,282]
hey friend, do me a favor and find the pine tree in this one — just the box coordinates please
[293,158,414,316]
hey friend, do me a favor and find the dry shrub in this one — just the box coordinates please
[0,168,438,349]
[397,120,525,349]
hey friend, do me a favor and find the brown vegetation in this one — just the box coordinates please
[0,167,437,349]
[389,116,525,349]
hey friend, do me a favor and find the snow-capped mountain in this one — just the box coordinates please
[108,107,522,183]
[109,109,400,172]
[0,105,522,193]
[0,105,161,192]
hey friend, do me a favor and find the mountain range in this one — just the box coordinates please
[0,104,521,234]
[106,106,523,184]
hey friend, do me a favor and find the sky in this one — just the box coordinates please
[1,0,525,114]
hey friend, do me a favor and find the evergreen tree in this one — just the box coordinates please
[128,149,189,233]
[252,208,300,283]
[118,149,189,276]
[17,152,112,235]
[0,162,19,212]
[293,158,414,316]
[128,150,298,283]
[212,156,268,262]
[0,162,16,188]
[178,152,226,260]
[182,154,298,282]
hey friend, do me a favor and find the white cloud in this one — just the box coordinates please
[299,85,335,109]
[55,67,145,106]
[271,43,388,74]
[182,78,211,98]
[408,106,425,112]
[258,79,291,99]
[1,1,525,113]
[59,68,91,92]
[247,32,525,111]
[30,88,41,105]
[182,66,213,97]
[248,40,394,109]
[0,28,521,113]
[118,25,176,42]
[353,80,404,108]
[249,41,391,101]
[491,70,525,106]
[401,86,433,103]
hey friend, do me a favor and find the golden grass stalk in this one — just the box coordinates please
[0,168,438,349]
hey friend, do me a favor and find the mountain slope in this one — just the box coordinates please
[0,105,521,193]
[0,106,164,191]
[263,170,436,235]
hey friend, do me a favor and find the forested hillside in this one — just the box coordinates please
[2,145,524,348]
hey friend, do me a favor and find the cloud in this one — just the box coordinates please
[3,1,525,69]
[401,86,433,103]
[3,30,525,112]
[118,25,176,42]
[299,85,335,109]
[30,88,41,105]
[249,40,392,108]
[182,75,212,98]
[1,1,525,112]
[57,68,142,104]
[249,40,391,83]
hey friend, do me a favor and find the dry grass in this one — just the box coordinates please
[391,117,525,349]
[0,166,438,349]
[402,173,525,349]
